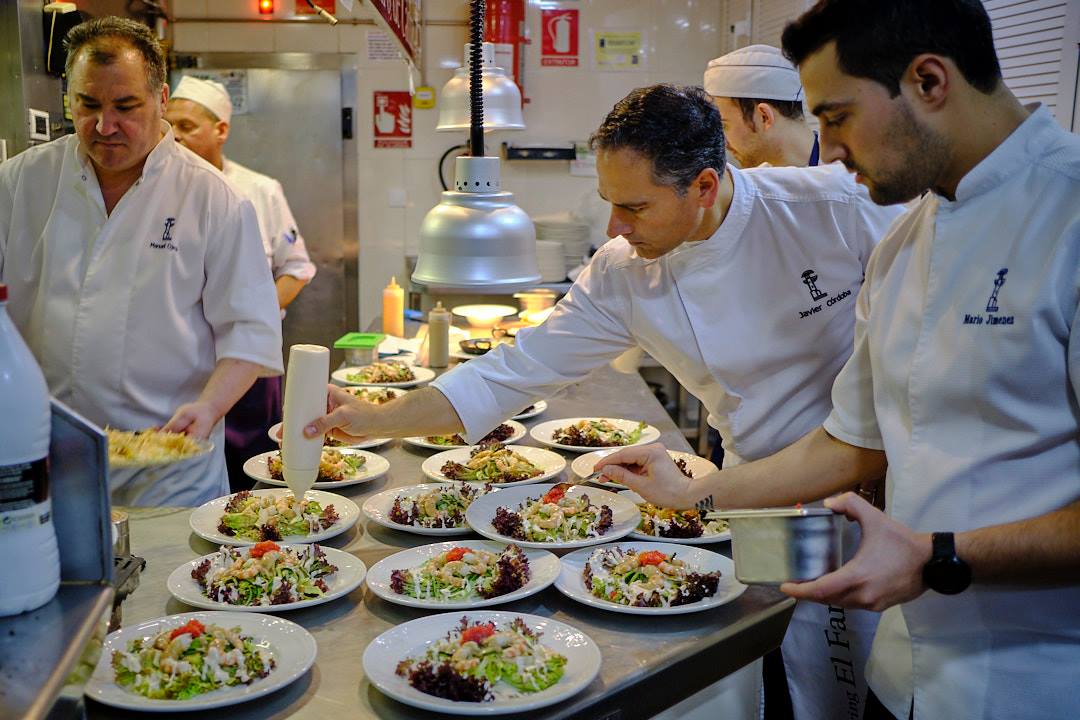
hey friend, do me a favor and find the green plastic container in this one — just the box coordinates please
[333,332,385,365]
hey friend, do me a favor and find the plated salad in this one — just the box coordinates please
[395,616,566,702]
[111,619,274,700]
[191,542,338,606]
[426,423,515,447]
[583,546,720,608]
[440,444,542,483]
[267,449,366,483]
[343,386,401,404]
[636,503,728,540]
[389,483,493,529]
[552,419,646,448]
[492,484,613,543]
[346,361,415,384]
[217,491,340,542]
[390,545,530,602]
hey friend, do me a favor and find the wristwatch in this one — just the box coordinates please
[922,532,972,595]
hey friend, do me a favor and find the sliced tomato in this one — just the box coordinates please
[444,547,471,562]
[542,484,568,504]
[169,619,206,640]
[460,622,496,645]
[637,550,668,566]
[249,541,281,558]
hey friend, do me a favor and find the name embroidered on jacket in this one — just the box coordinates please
[798,269,851,319]
[149,217,179,252]
[963,268,1014,326]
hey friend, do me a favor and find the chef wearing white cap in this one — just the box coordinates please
[706,45,876,720]
[165,76,317,491]
[0,17,283,506]
[704,44,819,169]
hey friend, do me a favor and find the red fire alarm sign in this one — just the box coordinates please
[373,91,412,148]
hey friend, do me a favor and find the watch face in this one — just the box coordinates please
[924,558,972,595]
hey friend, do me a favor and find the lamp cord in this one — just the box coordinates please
[469,0,485,157]
[438,144,468,191]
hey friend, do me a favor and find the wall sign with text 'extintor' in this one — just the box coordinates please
[373,91,412,148]
[541,9,579,67]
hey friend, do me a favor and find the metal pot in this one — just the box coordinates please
[718,507,844,585]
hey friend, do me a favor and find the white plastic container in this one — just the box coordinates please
[0,283,61,616]
[427,301,450,368]
[280,344,330,498]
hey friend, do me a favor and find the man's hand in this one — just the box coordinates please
[303,384,376,442]
[163,401,219,440]
[780,492,932,611]
[593,443,698,509]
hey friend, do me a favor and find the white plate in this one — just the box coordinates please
[166,544,367,612]
[554,541,746,615]
[571,449,718,491]
[362,483,490,537]
[403,420,527,451]
[331,365,436,388]
[189,488,359,546]
[85,611,316,712]
[420,445,565,486]
[363,610,600,715]
[465,483,638,550]
[244,449,389,489]
[620,490,731,544]
[512,400,547,420]
[529,417,661,453]
[365,541,560,609]
[267,422,392,450]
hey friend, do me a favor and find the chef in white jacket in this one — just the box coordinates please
[165,76,316,491]
[598,2,1080,718]
[0,17,283,506]
[304,84,902,480]
[704,46,878,720]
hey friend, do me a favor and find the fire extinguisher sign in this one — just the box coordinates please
[373,91,412,149]
[541,9,579,67]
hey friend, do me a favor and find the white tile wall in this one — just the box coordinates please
[169,0,729,327]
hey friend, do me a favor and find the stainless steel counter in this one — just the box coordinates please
[87,363,794,719]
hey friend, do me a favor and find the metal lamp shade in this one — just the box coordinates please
[412,190,541,292]
[436,44,525,131]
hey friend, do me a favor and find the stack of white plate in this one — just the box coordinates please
[533,213,591,276]
[535,240,567,282]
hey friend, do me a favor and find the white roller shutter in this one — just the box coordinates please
[984,0,1080,129]
[751,0,811,48]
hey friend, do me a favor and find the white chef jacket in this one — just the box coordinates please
[0,125,284,506]
[434,163,905,465]
[222,158,316,284]
[823,105,1080,719]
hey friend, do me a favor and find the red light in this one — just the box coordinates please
[258,0,274,14]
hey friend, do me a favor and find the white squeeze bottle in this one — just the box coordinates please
[280,344,330,498]
[0,283,61,616]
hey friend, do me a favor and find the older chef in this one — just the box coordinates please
[599,1,1080,718]
[705,45,819,169]
[0,17,282,506]
[707,43,876,720]
[305,84,902,474]
[164,76,317,491]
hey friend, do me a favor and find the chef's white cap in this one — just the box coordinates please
[171,76,233,124]
[703,45,803,102]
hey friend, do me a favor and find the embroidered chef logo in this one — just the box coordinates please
[801,269,828,301]
[963,268,1014,326]
[285,227,298,245]
[150,217,179,252]
[798,268,851,319]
